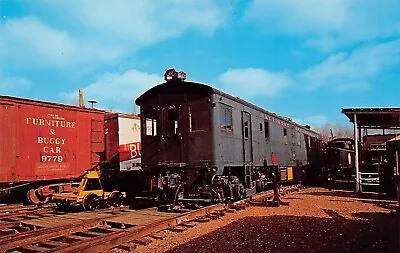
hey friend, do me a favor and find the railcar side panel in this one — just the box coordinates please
[212,94,312,170]
[0,96,105,184]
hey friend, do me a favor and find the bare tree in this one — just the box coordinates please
[314,122,353,142]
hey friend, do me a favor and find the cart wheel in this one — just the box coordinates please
[109,191,124,207]
[83,194,102,211]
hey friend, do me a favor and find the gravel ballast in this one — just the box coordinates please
[134,188,399,253]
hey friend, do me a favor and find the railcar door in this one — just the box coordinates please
[242,111,253,163]
[0,102,16,182]
[161,104,185,163]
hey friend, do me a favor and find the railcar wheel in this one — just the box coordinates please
[83,194,102,211]
[56,200,71,209]
[256,181,263,193]
[109,191,124,207]
[27,189,49,205]
[234,184,245,200]
[27,189,34,204]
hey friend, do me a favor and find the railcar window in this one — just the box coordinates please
[297,131,301,146]
[283,128,288,144]
[244,120,249,139]
[144,109,158,136]
[189,106,209,132]
[220,106,232,131]
[264,121,270,139]
[84,178,102,191]
[305,135,309,147]
[146,118,157,136]
[167,106,179,136]
[260,123,263,131]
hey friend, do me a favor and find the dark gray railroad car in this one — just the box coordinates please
[135,70,321,203]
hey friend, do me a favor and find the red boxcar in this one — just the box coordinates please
[0,96,105,186]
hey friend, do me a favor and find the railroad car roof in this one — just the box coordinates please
[136,81,320,136]
[327,137,354,143]
[105,112,140,120]
[0,95,105,114]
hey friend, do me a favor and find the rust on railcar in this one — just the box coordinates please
[0,96,105,184]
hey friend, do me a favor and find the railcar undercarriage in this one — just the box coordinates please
[142,166,266,205]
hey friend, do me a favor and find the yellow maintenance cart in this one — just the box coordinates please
[51,171,126,211]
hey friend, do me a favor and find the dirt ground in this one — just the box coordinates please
[135,188,399,253]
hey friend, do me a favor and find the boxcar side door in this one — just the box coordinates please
[0,102,16,182]
[242,111,253,164]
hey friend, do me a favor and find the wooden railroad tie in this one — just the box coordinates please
[149,233,167,240]
[132,237,153,246]
[0,228,18,236]
[192,216,210,223]
[178,222,197,228]
[113,242,136,252]
[37,240,67,248]
[206,214,219,220]
[168,226,187,232]
[210,209,225,217]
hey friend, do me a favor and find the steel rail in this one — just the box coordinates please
[0,207,129,251]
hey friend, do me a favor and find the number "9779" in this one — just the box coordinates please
[41,155,63,162]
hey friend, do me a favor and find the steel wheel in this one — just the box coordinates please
[27,189,49,205]
[109,191,123,207]
[83,194,102,211]
[56,200,71,209]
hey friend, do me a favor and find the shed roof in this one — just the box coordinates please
[342,108,400,129]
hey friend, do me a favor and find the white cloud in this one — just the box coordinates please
[293,116,328,127]
[218,68,292,98]
[0,72,31,95]
[298,40,400,90]
[245,0,400,51]
[0,17,123,69]
[61,69,163,113]
[71,0,228,43]
[0,1,229,70]
[216,40,400,97]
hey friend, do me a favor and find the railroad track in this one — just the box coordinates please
[0,203,56,218]
[0,184,303,253]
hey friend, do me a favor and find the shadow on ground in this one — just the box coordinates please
[167,211,398,253]
[300,190,398,211]
[300,190,393,201]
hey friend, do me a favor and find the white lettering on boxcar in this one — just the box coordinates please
[29,114,74,163]
[26,117,76,129]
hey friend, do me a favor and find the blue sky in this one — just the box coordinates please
[1,0,399,128]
